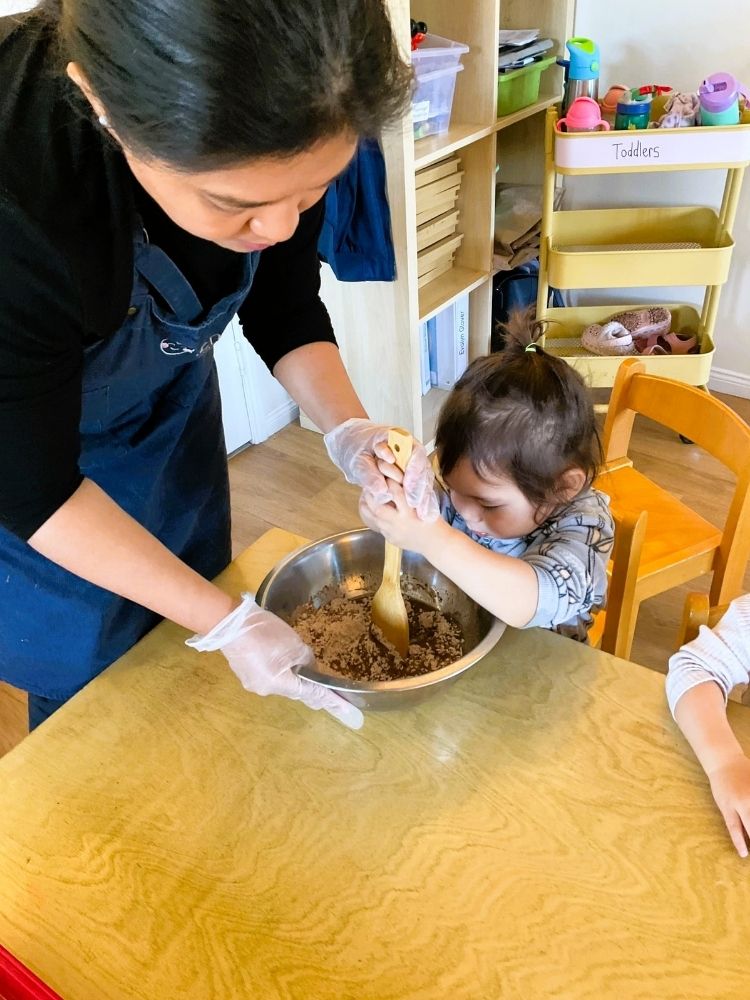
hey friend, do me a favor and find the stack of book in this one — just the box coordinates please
[415,155,464,289]
[498,28,553,74]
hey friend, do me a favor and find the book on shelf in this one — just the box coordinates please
[419,319,433,396]
[428,295,469,390]
[497,28,539,48]
[498,38,553,72]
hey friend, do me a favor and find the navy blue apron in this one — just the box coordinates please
[0,223,259,701]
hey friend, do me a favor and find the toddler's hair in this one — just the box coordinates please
[435,308,602,511]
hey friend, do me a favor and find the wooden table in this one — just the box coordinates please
[1,529,749,1000]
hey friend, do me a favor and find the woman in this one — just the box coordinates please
[0,0,434,732]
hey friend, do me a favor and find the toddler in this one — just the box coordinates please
[360,311,614,641]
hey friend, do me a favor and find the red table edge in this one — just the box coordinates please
[0,945,62,1000]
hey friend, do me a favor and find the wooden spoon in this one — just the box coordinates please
[371,427,413,657]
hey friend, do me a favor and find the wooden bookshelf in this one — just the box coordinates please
[310,0,575,439]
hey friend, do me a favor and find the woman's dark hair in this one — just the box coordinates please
[39,0,411,169]
[435,309,602,513]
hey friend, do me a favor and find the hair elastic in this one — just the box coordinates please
[525,343,539,353]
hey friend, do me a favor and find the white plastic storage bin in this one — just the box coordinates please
[411,33,469,75]
[412,65,464,139]
[411,33,469,140]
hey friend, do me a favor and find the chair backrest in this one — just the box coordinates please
[589,507,647,658]
[604,359,750,475]
[602,358,750,603]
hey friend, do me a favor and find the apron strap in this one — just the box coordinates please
[135,244,204,322]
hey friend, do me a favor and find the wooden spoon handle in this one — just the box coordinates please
[384,428,413,579]
[388,427,413,474]
[382,539,403,587]
[383,426,412,590]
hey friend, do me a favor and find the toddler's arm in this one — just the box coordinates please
[358,484,539,627]
[517,492,613,639]
[667,595,750,856]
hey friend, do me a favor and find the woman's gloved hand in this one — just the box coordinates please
[324,417,439,521]
[186,594,364,730]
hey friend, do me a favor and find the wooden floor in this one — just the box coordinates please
[2,393,749,757]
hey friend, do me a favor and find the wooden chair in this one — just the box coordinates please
[594,358,750,661]
[678,592,729,646]
[588,509,648,659]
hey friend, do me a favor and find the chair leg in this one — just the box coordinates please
[678,592,710,648]
[613,597,640,661]
[600,510,647,661]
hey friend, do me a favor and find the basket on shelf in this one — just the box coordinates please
[497,56,557,118]
[411,34,470,140]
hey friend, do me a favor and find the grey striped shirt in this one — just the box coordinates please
[440,488,614,641]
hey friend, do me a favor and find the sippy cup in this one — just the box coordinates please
[557,96,610,132]
[699,73,750,125]
[558,38,601,115]
[600,84,629,128]
[615,89,652,130]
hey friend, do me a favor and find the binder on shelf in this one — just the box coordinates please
[420,319,433,395]
[498,39,553,71]
[428,295,470,389]
[454,293,469,380]
[428,316,438,388]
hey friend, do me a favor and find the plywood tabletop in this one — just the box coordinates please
[1,529,749,1000]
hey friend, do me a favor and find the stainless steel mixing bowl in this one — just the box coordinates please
[256,528,506,710]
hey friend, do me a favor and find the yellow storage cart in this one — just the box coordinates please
[536,107,750,388]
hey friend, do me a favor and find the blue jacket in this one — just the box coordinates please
[318,138,396,282]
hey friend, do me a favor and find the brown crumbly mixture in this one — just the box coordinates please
[292,594,463,682]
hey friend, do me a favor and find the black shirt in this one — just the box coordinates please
[0,12,336,540]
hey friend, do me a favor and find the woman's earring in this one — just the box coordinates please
[98,114,110,128]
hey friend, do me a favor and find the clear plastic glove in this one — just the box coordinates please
[324,417,439,521]
[186,594,364,730]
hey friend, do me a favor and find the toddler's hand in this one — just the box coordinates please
[324,418,439,521]
[707,754,750,857]
[377,456,404,486]
[359,481,441,554]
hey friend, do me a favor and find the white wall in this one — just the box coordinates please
[573,0,750,392]
[1,1,35,12]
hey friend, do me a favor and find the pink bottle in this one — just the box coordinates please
[557,96,611,132]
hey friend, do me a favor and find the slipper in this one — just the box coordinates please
[608,307,672,340]
[635,332,698,356]
[581,321,635,357]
